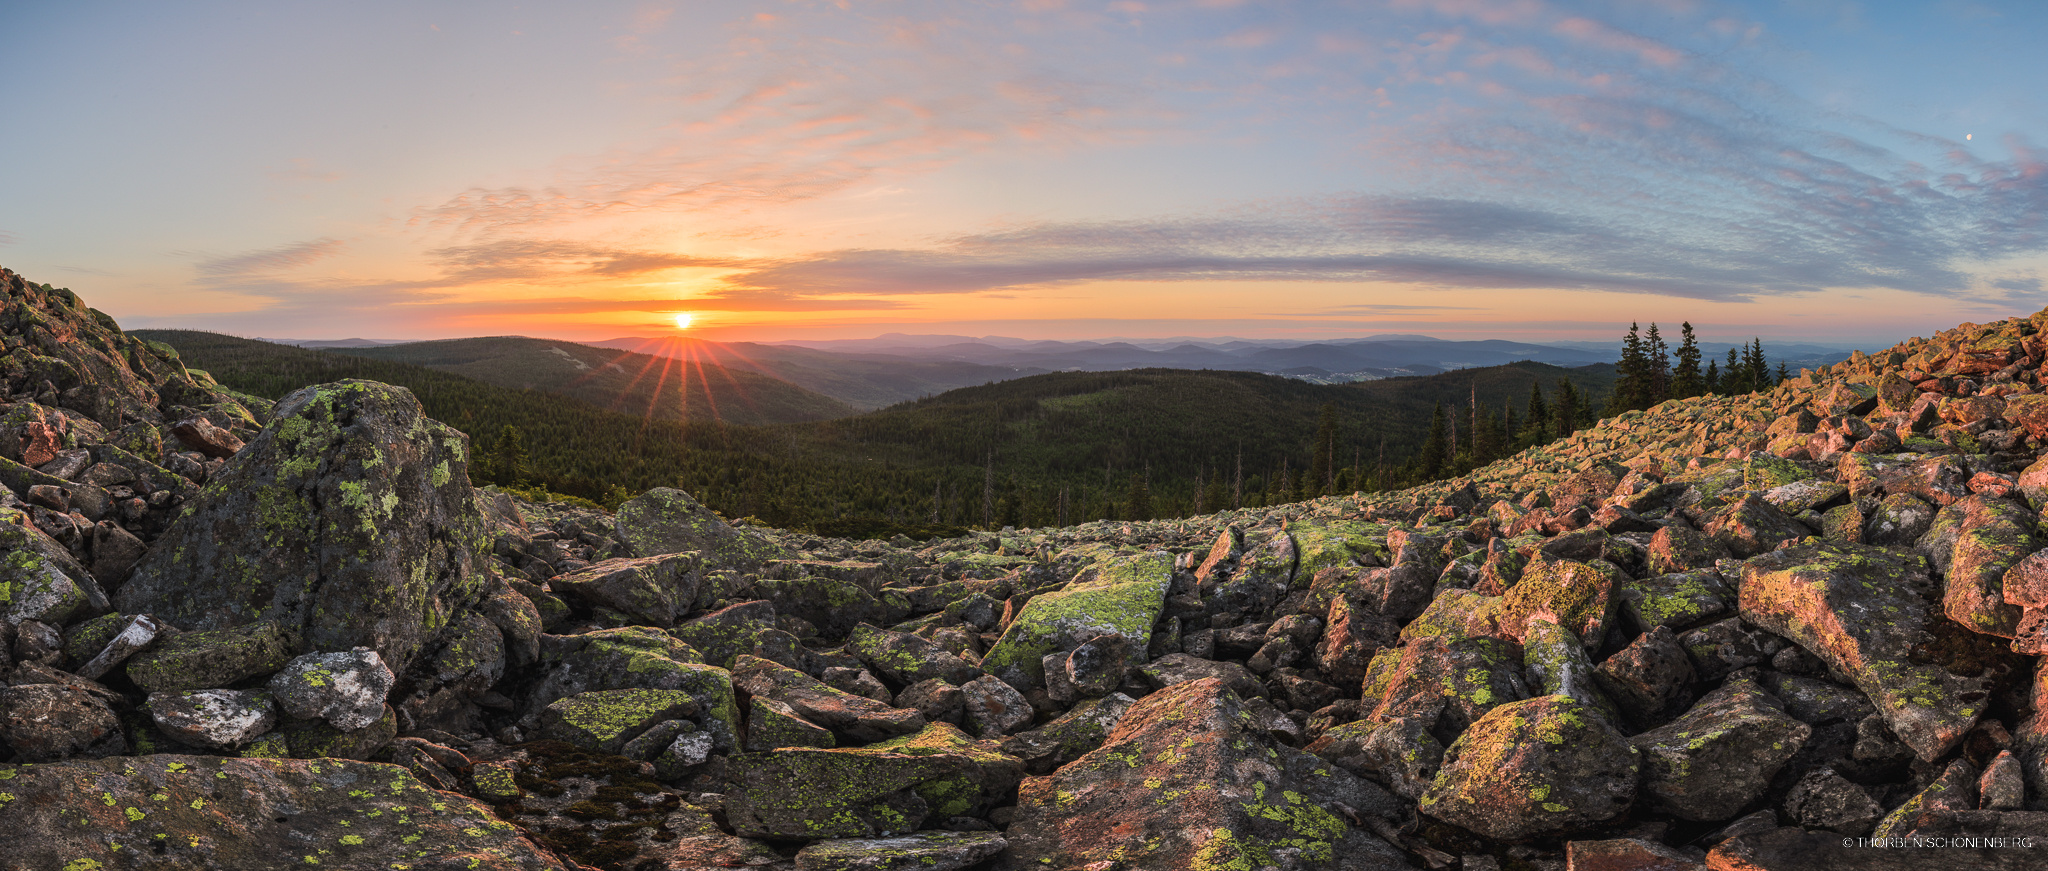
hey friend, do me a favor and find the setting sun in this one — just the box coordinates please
[673,312,694,330]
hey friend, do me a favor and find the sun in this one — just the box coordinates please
[673,312,694,330]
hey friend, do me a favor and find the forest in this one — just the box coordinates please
[142,321,1781,539]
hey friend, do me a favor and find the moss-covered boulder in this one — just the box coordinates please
[1419,694,1640,841]
[538,688,698,755]
[725,722,1019,839]
[1359,634,1529,741]
[1628,674,1811,822]
[1740,542,1990,761]
[668,599,778,668]
[847,622,981,688]
[125,620,297,693]
[520,626,739,753]
[795,831,1007,871]
[0,754,564,869]
[980,550,1171,690]
[615,486,794,568]
[115,380,494,678]
[996,677,1410,871]
[1499,557,1625,651]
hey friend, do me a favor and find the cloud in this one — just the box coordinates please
[196,238,346,278]
[0,231,13,247]
[427,239,742,283]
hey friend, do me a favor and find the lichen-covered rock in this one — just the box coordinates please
[266,647,394,732]
[1361,634,1529,738]
[1740,541,1990,761]
[616,486,795,568]
[795,831,1007,871]
[1628,674,1811,821]
[979,550,1171,691]
[145,689,277,750]
[848,622,981,688]
[669,598,778,668]
[997,677,1409,871]
[748,696,837,750]
[1563,838,1706,871]
[538,688,698,754]
[1307,710,1444,800]
[550,552,700,628]
[1873,758,1978,839]
[116,380,495,677]
[282,702,398,760]
[1937,496,2037,638]
[72,612,164,680]
[1001,691,1133,775]
[1595,625,1696,727]
[1647,524,1732,575]
[1520,616,1622,724]
[1139,651,1267,700]
[520,626,739,752]
[1703,493,1811,558]
[1616,569,1732,634]
[1498,557,1624,651]
[0,754,565,869]
[961,674,1033,737]
[1420,694,1638,841]
[0,505,109,625]
[1784,767,1884,835]
[726,722,1020,839]
[0,682,125,761]
[732,654,927,743]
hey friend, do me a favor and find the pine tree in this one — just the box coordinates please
[1521,381,1549,446]
[492,424,531,487]
[1673,321,1704,398]
[1644,322,1671,406]
[1705,358,1722,394]
[1126,472,1152,521]
[1776,361,1792,384]
[1724,347,1743,394]
[1310,402,1338,496]
[1553,379,1580,439]
[1420,401,1448,479]
[1611,322,1646,414]
[1748,338,1770,389]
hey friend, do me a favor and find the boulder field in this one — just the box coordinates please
[7,264,2048,869]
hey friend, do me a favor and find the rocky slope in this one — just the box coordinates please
[5,262,2048,870]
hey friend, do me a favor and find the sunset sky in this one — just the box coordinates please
[2,0,2044,346]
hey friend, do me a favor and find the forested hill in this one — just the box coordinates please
[140,331,855,427]
[143,329,1635,538]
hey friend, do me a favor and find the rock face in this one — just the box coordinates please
[116,379,493,676]
[28,265,2048,868]
[998,678,1409,871]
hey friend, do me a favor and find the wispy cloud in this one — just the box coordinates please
[196,238,347,278]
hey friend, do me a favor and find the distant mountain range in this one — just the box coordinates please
[243,331,1858,412]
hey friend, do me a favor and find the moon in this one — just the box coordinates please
[673,312,694,330]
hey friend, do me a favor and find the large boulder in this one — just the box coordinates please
[997,677,1410,871]
[1419,694,1640,841]
[0,506,109,625]
[0,754,565,869]
[980,550,1172,691]
[549,552,701,628]
[1628,674,1811,821]
[115,380,494,676]
[519,626,740,752]
[615,487,794,568]
[1740,541,1991,760]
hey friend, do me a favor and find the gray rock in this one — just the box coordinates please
[732,654,925,744]
[146,689,278,750]
[795,831,1007,871]
[549,552,700,628]
[848,622,981,688]
[124,620,298,693]
[1629,675,1811,822]
[72,612,164,680]
[1001,692,1134,775]
[1595,625,1696,727]
[615,486,794,568]
[267,648,395,732]
[116,380,496,678]
[1783,767,1884,835]
[962,674,1033,737]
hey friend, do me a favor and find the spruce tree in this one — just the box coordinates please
[1420,401,1448,479]
[1705,358,1721,394]
[1126,472,1152,521]
[1310,402,1338,496]
[1610,322,1646,413]
[1724,347,1744,393]
[1644,322,1671,406]
[1672,321,1704,398]
[1553,380,1580,439]
[1521,381,1549,446]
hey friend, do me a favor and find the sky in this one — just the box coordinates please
[2,0,2044,348]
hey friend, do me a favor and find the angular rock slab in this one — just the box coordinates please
[522,626,740,752]
[266,647,394,732]
[550,552,701,628]
[980,550,1171,691]
[1420,694,1640,842]
[0,505,108,626]
[795,831,1006,871]
[0,682,125,761]
[146,689,277,751]
[538,688,698,755]
[1740,542,1990,761]
[0,754,565,869]
[996,677,1409,871]
[116,380,494,676]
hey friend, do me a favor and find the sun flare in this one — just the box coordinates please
[673,312,694,330]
